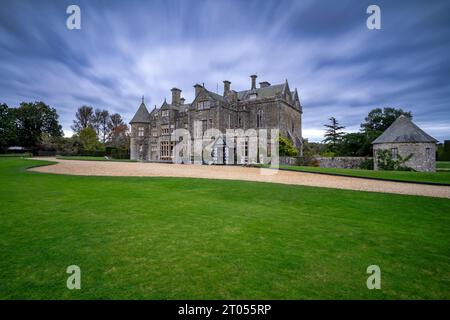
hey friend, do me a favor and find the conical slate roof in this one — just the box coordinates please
[130,102,150,123]
[372,115,437,144]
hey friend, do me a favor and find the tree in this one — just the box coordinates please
[322,117,346,153]
[109,113,125,129]
[361,107,412,134]
[108,113,129,148]
[437,140,450,161]
[77,127,104,151]
[339,132,367,156]
[0,103,18,152]
[14,102,63,150]
[93,109,110,144]
[71,105,94,133]
[279,136,298,156]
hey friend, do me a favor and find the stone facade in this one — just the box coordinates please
[130,75,303,164]
[373,142,436,172]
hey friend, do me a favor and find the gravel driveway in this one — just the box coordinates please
[29,158,450,199]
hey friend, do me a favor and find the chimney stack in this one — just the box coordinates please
[223,80,231,96]
[250,74,257,90]
[194,84,203,97]
[180,97,185,105]
[171,88,181,106]
[259,81,271,88]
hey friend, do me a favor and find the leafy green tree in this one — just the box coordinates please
[322,117,345,153]
[279,136,298,156]
[361,107,412,134]
[0,103,18,152]
[338,132,366,156]
[77,127,104,151]
[437,140,450,161]
[14,102,63,150]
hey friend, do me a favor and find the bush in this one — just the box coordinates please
[79,150,106,157]
[359,158,374,170]
[295,155,319,167]
[105,147,130,159]
[321,151,336,157]
[376,149,414,171]
[279,136,298,157]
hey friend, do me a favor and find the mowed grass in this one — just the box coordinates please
[268,165,450,185]
[437,161,450,172]
[0,158,449,299]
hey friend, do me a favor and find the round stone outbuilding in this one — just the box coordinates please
[372,115,438,172]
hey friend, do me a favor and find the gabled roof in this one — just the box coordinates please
[207,91,226,102]
[372,115,437,144]
[237,83,284,100]
[130,101,150,123]
[281,79,290,96]
[191,86,225,105]
[161,98,174,109]
[150,106,159,116]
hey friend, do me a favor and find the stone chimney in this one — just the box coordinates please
[250,74,257,90]
[171,88,181,106]
[180,97,185,105]
[259,81,271,88]
[223,80,231,96]
[194,84,203,97]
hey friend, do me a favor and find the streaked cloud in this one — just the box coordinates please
[0,0,449,141]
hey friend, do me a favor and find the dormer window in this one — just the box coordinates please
[197,101,210,110]
[138,127,144,137]
[249,93,257,100]
[161,110,169,117]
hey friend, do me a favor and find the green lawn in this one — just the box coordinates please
[266,165,450,185]
[0,158,449,299]
[0,153,33,158]
[56,156,136,162]
[437,161,450,172]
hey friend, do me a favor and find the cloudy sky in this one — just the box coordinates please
[1,0,449,142]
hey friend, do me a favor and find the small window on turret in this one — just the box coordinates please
[138,127,144,137]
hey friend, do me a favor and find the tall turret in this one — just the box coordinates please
[129,97,150,161]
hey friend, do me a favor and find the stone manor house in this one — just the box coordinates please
[130,75,303,164]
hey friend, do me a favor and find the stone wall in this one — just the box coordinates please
[279,156,371,169]
[373,142,436,172]
[279,156,299,166]
[314,157,372,169]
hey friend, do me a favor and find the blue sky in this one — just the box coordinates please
[1,0,449,142]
